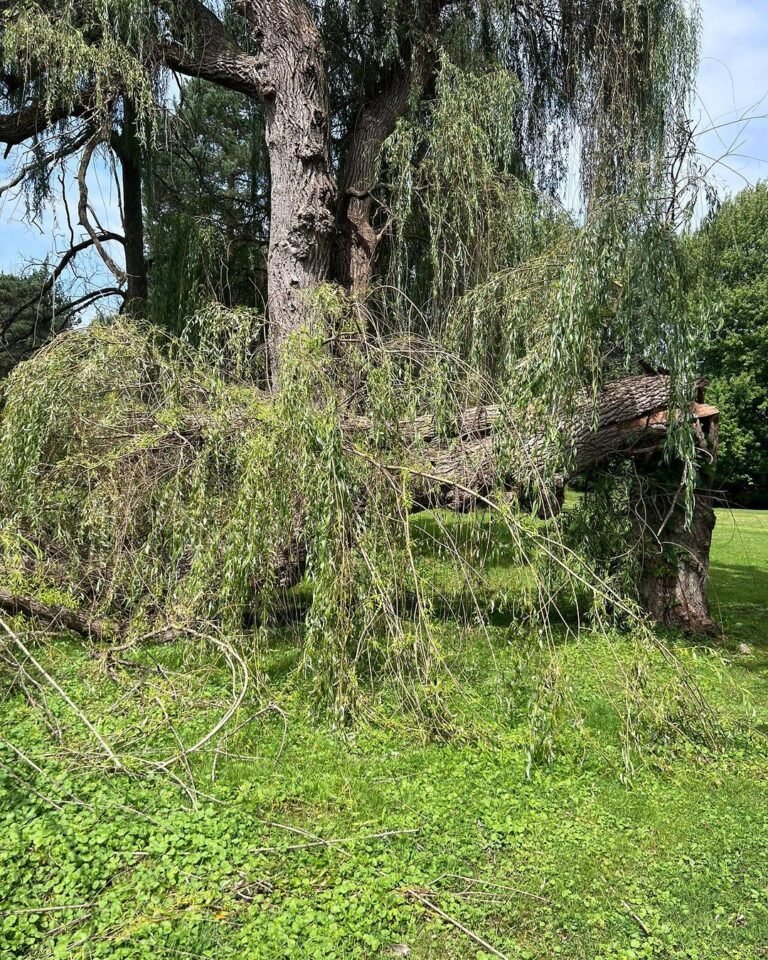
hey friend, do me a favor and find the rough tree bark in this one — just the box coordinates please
[335,66,413,292]
[634,397,720,635]
[238,0,336,384]
[635,479,718,635]
[165,0,337,384]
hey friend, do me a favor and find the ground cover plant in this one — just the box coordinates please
[1,505,767,960]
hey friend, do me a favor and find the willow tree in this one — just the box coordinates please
[0,0,720,700]
[1,0,701,350]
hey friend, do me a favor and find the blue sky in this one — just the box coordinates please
[695,0,768,191]
[1,0,767,286]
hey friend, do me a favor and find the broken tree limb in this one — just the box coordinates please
[0,587,195,648]
[362,372,720,636]
[394,375,717,513]
[0,587,112,641]
[0,374,720,639]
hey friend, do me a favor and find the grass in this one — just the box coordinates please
[709,508,768,647]
[1,508,767,960]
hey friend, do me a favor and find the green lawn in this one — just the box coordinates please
[710,509,768,646]
[1,509,767,960]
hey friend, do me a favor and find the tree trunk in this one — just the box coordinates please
[635,480,718,635]
[336,68,413,293]
[238,0,337,385]
[634,400,720,635]
[115,100,148,312]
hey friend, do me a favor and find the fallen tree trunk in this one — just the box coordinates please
[383,373,720,635]
[0,587,194,648]
[397,375,710,512]
[0,587,111,641]
[2,374,719,639]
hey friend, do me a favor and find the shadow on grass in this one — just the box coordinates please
[709,562,768,610]
[709,562,768,654]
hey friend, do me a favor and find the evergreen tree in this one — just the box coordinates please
[148,79,269,331]
[0,271,70,379]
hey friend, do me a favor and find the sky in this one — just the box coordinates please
[0,155,124,303]
[695,0,768,193]
[1,0,768,287]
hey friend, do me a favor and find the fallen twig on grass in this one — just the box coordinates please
[0,615,123,770]
[405,888,510,959]
[433,872,552,904]
[251,827,420,855]
[210,701,288,781]
[621,899,651,936]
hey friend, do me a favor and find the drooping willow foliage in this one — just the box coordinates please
[0,305,716,750]
[0,0,715,744]
[380,55,702,487]
[2,0,701,228]
[1,0,164,137]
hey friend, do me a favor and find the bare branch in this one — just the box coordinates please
[0,127,93,200]
[66,287,125,317]
[1,232,125,335]
[76,132,127,285]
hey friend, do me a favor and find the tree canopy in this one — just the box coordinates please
[692,182,768,504]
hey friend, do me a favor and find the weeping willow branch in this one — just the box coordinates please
[0,615,124,769]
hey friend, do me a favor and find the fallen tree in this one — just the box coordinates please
[0,347,719,641]
[366,372,721,636]
[0,586,111,641]
[0,0,713,687]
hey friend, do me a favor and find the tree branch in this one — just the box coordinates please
[67,287,125,317]
[1,233,124,335]
[0,93,96,150]
[77,132,127,286]
[0,587,111,641]
[159,0,271,102]
[0,126,93,200]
